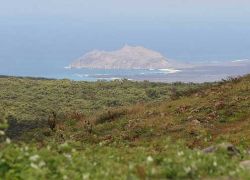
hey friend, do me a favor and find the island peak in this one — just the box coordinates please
[70,45,174,70]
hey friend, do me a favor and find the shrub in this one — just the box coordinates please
[146,89,160,99]
[95,108,127,124]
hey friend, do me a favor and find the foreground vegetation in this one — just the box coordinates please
[0,75,250,179]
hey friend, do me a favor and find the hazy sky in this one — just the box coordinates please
[1,0,250,21]
[0,0,250,74]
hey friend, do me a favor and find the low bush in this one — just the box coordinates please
[95,108,128,124]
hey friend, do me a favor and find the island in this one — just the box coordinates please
[70,45,175,69]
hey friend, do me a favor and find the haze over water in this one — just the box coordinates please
[0,0,250,81]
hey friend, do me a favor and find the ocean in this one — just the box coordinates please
[1,64,249,83]
[1,18,250,82]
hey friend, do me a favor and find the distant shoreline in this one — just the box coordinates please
[1,64,249,83]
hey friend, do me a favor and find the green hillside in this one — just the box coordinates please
[0,75,250,179]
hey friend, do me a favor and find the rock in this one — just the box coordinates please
[202,143,240,156]
[191,119,201,126]
[218,143,240,156]
[203,146,217,153]
[240,160,250,170]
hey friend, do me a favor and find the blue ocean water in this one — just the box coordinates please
[1,64,249,83]
[0,18,250,82]
[0,65,179,81]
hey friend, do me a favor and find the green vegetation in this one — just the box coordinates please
[0,76,202,121]
[1,75,250,179]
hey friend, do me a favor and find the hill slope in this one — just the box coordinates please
[1,75,250,179]
[87,75,250,148]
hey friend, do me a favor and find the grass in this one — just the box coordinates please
[1,139,250,180]
[0,74,250,179]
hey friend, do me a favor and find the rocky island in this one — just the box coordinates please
[70,45,175,69]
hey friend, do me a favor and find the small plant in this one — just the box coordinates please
[146,88,160,99]
[170,87,182,100]
[0,109,8,140]
[48,112,57,131]
[95,108,127,124]
[83,119,93,134]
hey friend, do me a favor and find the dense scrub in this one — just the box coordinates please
[1,75,250,179]
[0,76,202,122]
